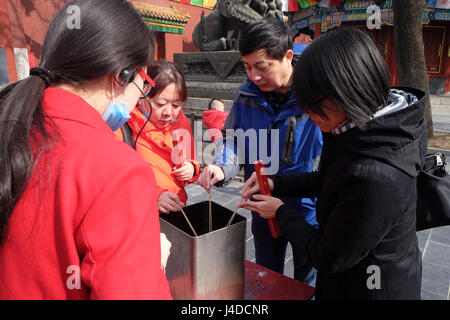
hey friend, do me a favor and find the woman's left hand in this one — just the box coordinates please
[173,162,195,181]
[238,194,284,219]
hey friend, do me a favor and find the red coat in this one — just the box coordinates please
[0,88,172,300]
[202,110,229,141]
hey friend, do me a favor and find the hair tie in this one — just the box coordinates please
[30,67,55,87]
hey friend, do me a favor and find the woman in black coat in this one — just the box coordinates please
[239,28,425,300]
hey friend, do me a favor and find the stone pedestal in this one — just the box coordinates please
[174,51,247,100]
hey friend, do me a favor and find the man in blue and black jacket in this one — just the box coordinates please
[198,17,322,286]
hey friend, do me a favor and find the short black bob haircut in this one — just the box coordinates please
[293,28,391,128]
[239,17,293,60]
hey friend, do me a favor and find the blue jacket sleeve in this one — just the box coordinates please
[212,102,243,186]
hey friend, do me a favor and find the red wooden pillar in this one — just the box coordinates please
[164,32,183,62]
[314,22,322,40]
[444,24,450,94]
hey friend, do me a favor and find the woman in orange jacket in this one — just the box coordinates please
[115,60,200,213]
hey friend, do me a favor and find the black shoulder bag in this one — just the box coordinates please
[416,153,450,231]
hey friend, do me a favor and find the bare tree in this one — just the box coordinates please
[391,0,433,137]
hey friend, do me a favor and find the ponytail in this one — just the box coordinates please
[0,76,52,239]
[0,0,155,240]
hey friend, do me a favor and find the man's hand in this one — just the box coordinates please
[197,165,225,191]
[158,191,185,214]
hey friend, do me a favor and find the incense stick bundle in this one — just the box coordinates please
[180,207,198,237]
[226,198,244,227]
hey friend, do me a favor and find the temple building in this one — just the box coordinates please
[285,0,450,94]
[0,0,216,84]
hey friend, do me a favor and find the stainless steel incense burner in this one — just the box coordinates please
[160,201,246,300]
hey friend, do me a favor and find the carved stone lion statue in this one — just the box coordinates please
[192,0,285,51]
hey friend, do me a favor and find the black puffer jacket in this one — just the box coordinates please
[273,87,426,300]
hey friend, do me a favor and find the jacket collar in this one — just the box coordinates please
[43,88,111,132]
[239,80,302,119]
[334,87,427,177]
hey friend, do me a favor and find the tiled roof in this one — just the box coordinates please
[130,1,191,24]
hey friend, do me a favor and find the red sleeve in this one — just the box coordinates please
[186,159,201,184]
[220,112,229,128]
[155,185,167,200]
[76,163,172,300]
[178,114,200,184]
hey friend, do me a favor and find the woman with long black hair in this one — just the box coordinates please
[240,28,425,299]
[0,0,172,299]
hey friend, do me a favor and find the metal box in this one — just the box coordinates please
[160,201,246,300]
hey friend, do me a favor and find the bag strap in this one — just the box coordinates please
[120,122,136,149]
